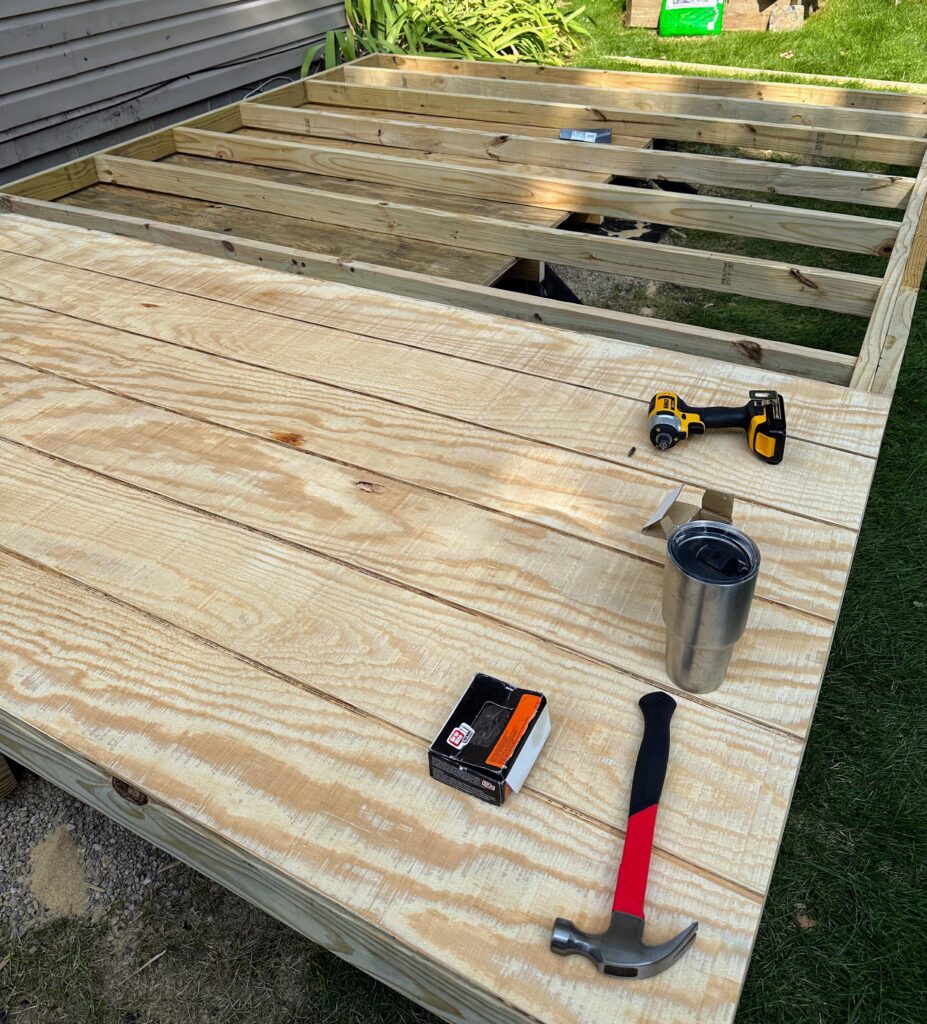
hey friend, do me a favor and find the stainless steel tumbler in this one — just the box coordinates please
[662,521,761,694]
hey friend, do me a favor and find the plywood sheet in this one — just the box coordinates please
[0,215,891,1024]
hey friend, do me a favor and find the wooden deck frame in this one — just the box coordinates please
[3,55,926,399]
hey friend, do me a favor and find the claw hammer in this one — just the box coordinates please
[551,692,697,978]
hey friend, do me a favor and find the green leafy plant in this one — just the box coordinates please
[301,0,590,74]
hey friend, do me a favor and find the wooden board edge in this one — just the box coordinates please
[170,127,899,257]
[851,150,927,395]
[88,156,884,316]
[239,103,916,210]
[2,84,250,201]
[0,198,858,384]
[589,57,927,101]
[379,54,927,110]
[303,79,927,167]
[0,753,15,799]
[0,710,531,1024]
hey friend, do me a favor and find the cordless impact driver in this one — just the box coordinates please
[647,390,786,465]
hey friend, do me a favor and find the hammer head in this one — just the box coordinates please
[551,911,697,979]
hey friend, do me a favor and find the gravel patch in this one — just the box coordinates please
[0,768,176,936]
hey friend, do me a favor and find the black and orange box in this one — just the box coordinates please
[429,674,550,806]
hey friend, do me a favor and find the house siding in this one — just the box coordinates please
[0,0,344,181]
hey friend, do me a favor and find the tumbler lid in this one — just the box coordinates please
[667,520,760,585]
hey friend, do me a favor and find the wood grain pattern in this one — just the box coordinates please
[0,308,857,621]
[0,58,917,1024]
[0,250,880,527]
[0,190,896,1024]
[303,80,927,166]
[241,104,915,209]
[0,553,764,1024]
[343,65,927,139]
[0,755,14,800]
[369,54,927,117]
[0,217,889,456]
[163,150,564,227]
[172,127,900,256]
[0,203,860,384]
[0,376,806,892]
[92,156,885,315]
[0,365,836,742]
[58,183,513,285]
[235,124,608,182]
[852,151,927,393]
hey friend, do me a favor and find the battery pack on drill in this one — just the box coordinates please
[429,674,550,806]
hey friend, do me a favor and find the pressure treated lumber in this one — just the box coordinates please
[0,208,898,1024]
[303,80,927,166]
[61,183,512,284]
[172,128,899,256]
[241,104,917,209]
[0,301,858,622]
[0,214,886,456]
[0,202,859,385]
[93,156,883,314]
[342,64,927,139]
[0,413,828,768]
[0,215,886,451]
[163,151,566,228]
[0,395,802,891]
[0,77,276,202]
[0,251,882,525]
[0,552,766,1024]
[0,755,14,800]
[371,53,927,116]
[852,151,927,394]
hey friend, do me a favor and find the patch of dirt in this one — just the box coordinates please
[27,827,88,919]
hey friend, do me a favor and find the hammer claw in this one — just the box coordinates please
[550,693,698,978]
[551,912,697,979]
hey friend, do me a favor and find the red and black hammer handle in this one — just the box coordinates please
[613,691,676,920]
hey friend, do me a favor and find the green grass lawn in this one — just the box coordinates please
[577,0,927,82]
[572,4,927,1021]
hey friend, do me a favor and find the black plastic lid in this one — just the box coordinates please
[668,521,760,585]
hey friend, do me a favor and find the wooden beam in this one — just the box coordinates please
[1,156,99,201]
[303,80,927,166]
[0,754,15,799]
[851,151,927,395]
[241,104,916,209]
[0,196,860,384]
[92,156,882,314]
[2,81,249,201]
[370,54,927,116]
[173,128,899,257]
[343,65,927,139]
[0,704,513,1024]
[0,259,878,530]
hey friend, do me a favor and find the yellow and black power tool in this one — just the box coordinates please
[648,390,786,464]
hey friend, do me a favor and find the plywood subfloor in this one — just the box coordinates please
[0,213,891,1024]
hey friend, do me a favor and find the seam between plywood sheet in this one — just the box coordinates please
[0,215,890,455]
[0,262,878,532]
[0,348,856,627]
[0,202,863,386]
[0,446,800,897]
[0,417,831,756]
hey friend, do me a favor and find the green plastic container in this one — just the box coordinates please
[658,0,724,36]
